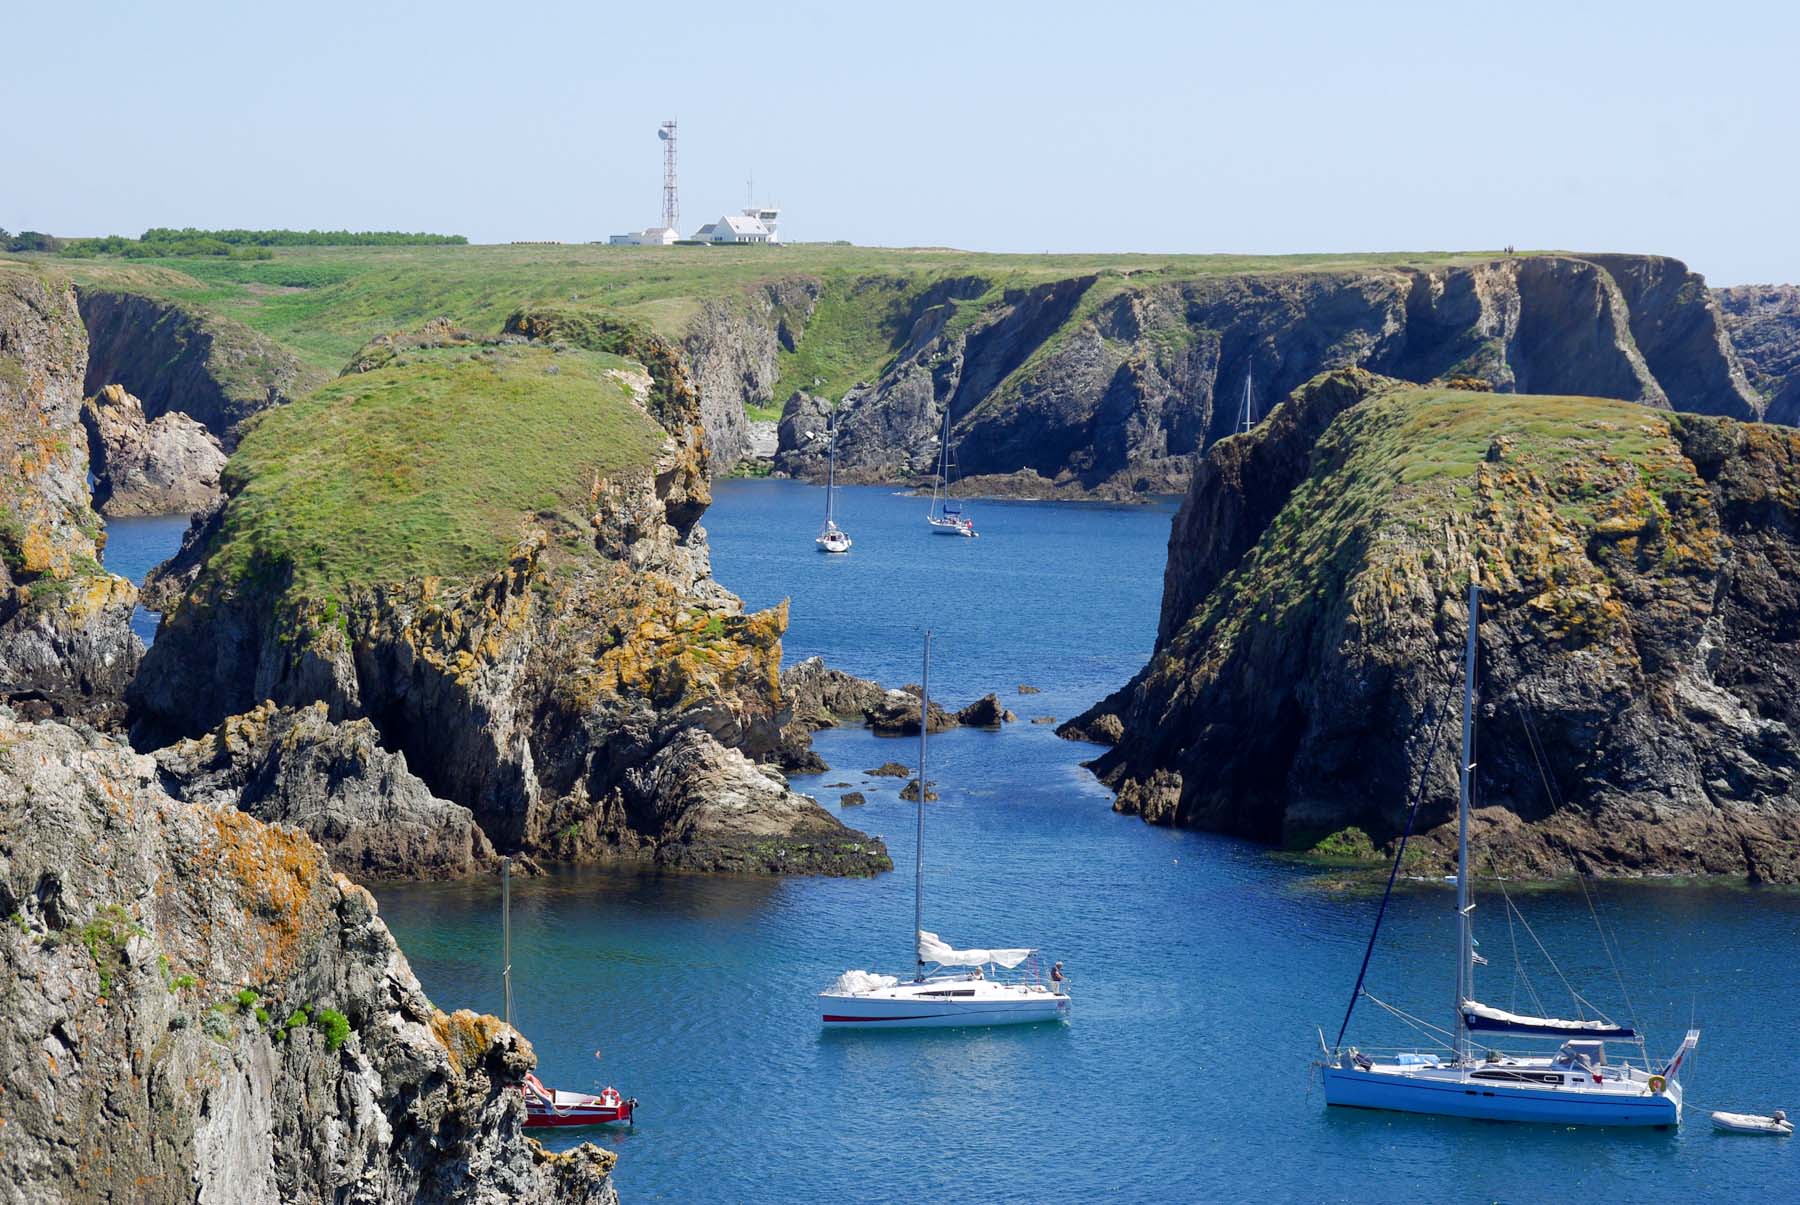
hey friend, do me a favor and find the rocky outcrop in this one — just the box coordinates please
[153,701,495,882]
[682,279,820,471]
[615,728,891,874]
[773,254,1765,497]
[0,266,140,726]
[130,315,888,877]
[1071,368,1800,882]
[1715,284,1800,425]
[0,709,617,1204]
[82,382,226,516]
[76,289,313,448]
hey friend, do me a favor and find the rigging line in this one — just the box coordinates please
[1330,650,1462,1052]
[1493,874,1600,1020]
[1362,991,1459,1052]
[1512,684,1644,1036]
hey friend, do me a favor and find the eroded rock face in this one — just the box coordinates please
[1071,368,1800,882]
[153,701,495,882]
[0,267,140,726]
[684,279,820,471]
[616,728,891,874]
[76,288,313,448]
[1715,283,1800,425]
[773,254,1765,497]
[82,383,227,516]
[0,710,617,1204]
[131,316,887,877]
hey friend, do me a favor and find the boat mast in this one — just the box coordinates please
[502,856,515,1030]
[1454,578,1479,1064]
[1237,365,1256,435]
[825,417,837,527]
[933,406,952,518]
[914,630,930,980]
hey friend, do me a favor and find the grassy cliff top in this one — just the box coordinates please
[1176,381,1721,667]
[208,343,665,598]
[7,243,1522,386]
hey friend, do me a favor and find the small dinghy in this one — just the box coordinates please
[525,1074,637,1128]
[1711,1109,1792,1135]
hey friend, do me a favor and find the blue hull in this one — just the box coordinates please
[1322,1067,1680,1127]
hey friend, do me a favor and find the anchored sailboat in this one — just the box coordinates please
[1318,578,1698,1127]
[501,858,637,1128]
[817,416,851,554]
[926,405,976,537]
[820,632,1065,1027]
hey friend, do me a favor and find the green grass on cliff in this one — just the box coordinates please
[210,344,664,597]
[11,243,1517,387]
[1178,382,1714,663]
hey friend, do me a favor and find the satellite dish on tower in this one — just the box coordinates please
[657,128,670,141]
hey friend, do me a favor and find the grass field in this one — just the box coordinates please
[8,243,1521,392]
[211,342,664,598]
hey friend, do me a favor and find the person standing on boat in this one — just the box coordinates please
[1050,962,1065,996]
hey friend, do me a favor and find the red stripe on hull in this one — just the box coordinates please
[525,1104,634,1128]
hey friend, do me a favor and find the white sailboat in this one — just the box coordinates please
[926,405,976,537]
[816,416,851,554]
[820,632,1066,1028]
[1318,578,1699,1126]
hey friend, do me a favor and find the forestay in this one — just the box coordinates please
[917,930,1033,969]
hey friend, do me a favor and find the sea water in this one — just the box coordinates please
[105,483,1800,1200]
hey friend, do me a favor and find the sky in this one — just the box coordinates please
[4,0,1795,284]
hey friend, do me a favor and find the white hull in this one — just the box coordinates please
[822,979,1067,1029]
[816,534,851,553]
[1322,1060,1681,1127]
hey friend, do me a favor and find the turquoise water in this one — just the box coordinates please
[107,483,1800,1200]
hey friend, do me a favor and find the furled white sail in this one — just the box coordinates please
[1461,999,1636,1038]
[917,930,1033,969]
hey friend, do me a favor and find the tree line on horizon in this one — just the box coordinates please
[1,227,467,260]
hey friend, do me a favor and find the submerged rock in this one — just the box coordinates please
[866,762,911,777]
[153,701,495,881]
[899,778,939,802]
[840,791,866,806]
[82,383,226,516]
[0,709,617,1203]
[0,267,140,726]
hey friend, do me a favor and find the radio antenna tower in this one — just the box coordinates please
[658,120,679,234]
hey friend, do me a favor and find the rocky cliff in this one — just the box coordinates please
[76,288,312,449]
[0,266,140,726]
[0,709,617,1204]
[1715,283,1800,425]
[769,254,1766,498]
[1068,369,1800,882]
[681,278,819,471]
[129,316,888,878]
[82,382,226,516]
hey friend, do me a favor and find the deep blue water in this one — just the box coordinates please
[99,513,187,643]
[113,482,1800,1200]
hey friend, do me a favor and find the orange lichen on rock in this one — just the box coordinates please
[195,807,326,983]
[427,1008,510,1075]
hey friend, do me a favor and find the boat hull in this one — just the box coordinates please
[1321,1065,1680,1127]
[821,990,1067,1029]
[525,1101,635,1128]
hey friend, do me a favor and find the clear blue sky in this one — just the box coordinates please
[6,0,1794,283]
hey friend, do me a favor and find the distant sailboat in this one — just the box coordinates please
[817,416,851,554]
[926,405,976,537]
[1317,578,1699,1126]
[819,633,1065,1027]
[1235,365,1257,436]
[501,858,638,1128]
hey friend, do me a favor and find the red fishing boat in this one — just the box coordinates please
[502,858,638,1129]
[523,1074,637,1128]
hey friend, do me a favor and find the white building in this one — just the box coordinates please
[693,206,782,245]
[608,226,682,246]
